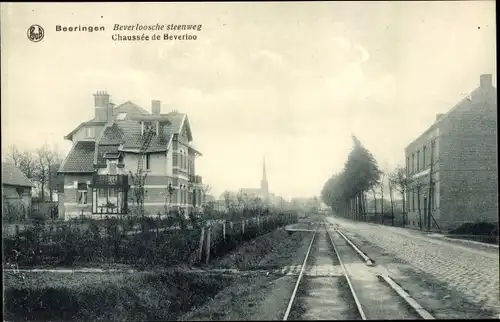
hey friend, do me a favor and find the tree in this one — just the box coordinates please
[129,169,147,218]
[19,151,37,182]
[35,146,49,202]
[5,145,22,167]
[388,178,395,226]
[370,186,378,215]
[321,135,381,222]
[44,147,63,202]
[379,171,386,222]
[201,184,212,206]
[389,166,409,226]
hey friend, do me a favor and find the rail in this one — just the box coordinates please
[283,230,317,321]
[328,220,435,320]
[325,225,367,320]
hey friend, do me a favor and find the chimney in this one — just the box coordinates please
[436,113,445,122]
[480,74,492,88]
[152,100,161,115]
[107,102,115,125]
[94,90,110,122]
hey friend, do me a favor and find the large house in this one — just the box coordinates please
[2,162,35,215]
[58,91,203,219]
[405,74,497,231]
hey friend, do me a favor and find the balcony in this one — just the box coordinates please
[188,175,202,184]
[91,174,129,187]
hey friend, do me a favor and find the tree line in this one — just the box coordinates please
[4,144,64,202]
[320,135,410,226]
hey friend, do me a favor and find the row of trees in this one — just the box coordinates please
[4,144,64,202]
[321,135,410,226]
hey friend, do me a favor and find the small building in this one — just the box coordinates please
[2,162,35,217]
[405,74,497,231]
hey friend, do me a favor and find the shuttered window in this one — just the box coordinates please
[172,152,178,166]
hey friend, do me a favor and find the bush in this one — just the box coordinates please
[449,222,499,236]
[3,210,297,268]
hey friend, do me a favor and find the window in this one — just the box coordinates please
[411,153,415,173]
[116,112,127,120]
[85,127,94,138]
[406,157,410,177]
[145,154,151,170]
[93,188,127,214]
[77,183,88,205]
[109,162,117,175]
[173,152,178,167]
[416,150,420,171]
[423,146,427,168]
[98,189,106,198]
[16,187,24,197]
[430,140,436,164]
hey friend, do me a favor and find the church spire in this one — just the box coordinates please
[261,157,269,201]
[262,157,267,181]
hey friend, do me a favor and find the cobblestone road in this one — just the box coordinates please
[326,216,500,315]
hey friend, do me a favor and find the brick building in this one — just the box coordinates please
[405,74,497,231]
[58,91,203,219]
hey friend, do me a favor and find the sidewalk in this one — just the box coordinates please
[328,216,499,252]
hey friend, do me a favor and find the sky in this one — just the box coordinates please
[1,2,496,200]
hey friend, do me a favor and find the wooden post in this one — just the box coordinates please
[198,227,205,262]
[230,221,234,230]
[257,216,260,232]
[205,226,211,264]
[242,220,245,235]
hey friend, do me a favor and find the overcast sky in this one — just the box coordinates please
[1,2,496,200]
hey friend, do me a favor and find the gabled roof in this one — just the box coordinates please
[98,123,124,145]
[2,163,35,187]
[164,112,193,141]
[64,120,107,140]
[112,120,173,152]
[113,101,149,119]
[405,84,497,151]
[60,98,199,173]
[58,141,96,173]
[63,101,148,141]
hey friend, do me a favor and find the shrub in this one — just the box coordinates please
[449,222,499,236]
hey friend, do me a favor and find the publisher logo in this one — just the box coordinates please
[27,25,44,42]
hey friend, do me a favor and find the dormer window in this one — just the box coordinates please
[116,112,127,120]
[141,121,156,136]
[85,127,95,138]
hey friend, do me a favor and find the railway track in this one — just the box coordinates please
[283,220,435,320]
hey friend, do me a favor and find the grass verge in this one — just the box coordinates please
[3,270,235,321]
[208,228,312,270]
